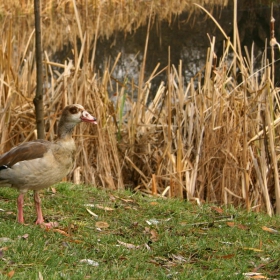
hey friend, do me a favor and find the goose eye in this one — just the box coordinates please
[69,107,78,114]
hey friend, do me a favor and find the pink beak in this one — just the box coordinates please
[81,110,97,124]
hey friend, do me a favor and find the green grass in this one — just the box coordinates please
[0,184,280,279]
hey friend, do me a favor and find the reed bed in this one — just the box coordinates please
[1,1,280,215]
[0,0,228,54]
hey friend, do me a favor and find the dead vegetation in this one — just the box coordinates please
[1,1,280,215]
[0,0,228,54]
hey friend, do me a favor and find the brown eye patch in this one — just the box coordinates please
[69,106,78,114]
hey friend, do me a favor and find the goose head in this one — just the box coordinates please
[61,104,97,124]
[58,104,97,138]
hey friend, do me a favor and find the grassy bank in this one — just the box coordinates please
[0,183,280,279]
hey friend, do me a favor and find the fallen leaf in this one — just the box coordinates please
[143,227,150,233]
[124,206,133,210]
[211,206,223,214]
[117,240,139,249]
[219,241,234,245]
[114,195,135,203]
[237,224,249,230]
[52,229,71,237]
[262,226,279,234]
[253,263,266,272]
[260,257,270,263]
[21,234,29,239]
[51,187,56,194]
[120,198,135,203]
[0,247,8,251]
[226,222,235,227]
[80,259,99,266]
[96,204,114,211]
[150,259,160,266]
[95,221,109,229]
[86,208,98,217]
[61,241,70,248]
[243,272,266,278]
[144,226,159,240]
[40,222,59,229]
[144,243,151,250]
[109,195,116,201]
[61,223,78,234]
[84,204,95,208]
[150,201,158,206]
[171,254,187,263]
[150,229,159,242]
[146,219,159,225]
[7,270,15,278]
[118,255,128,261]
[68,239,83,244]
[38,271,44,280]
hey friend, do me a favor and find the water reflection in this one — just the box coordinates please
[13,3,280,96]
[90,4,280,96]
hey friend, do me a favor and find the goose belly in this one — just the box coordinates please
[0,152,73,191]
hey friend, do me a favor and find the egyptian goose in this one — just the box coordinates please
[0,104,97,227]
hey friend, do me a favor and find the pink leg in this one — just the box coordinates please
[34,191,54,228]
[17,193,25,224]
[34,191,44,225]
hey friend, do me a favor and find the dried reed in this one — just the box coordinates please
[0,1,280,215]
[0,0,227,55]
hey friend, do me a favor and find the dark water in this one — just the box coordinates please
[56,2,280,95]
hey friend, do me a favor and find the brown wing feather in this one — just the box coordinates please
[0,139,51,168]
